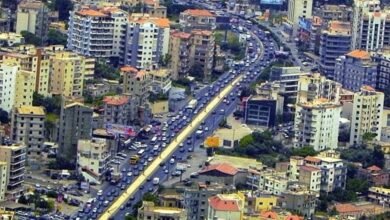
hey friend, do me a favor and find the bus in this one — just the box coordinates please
[186,99,198,110]
[137,149,145,156]
[129,155,140,164]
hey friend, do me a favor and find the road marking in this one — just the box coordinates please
[98,76,243,220]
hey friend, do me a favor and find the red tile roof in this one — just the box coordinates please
[183,9,214,17]
[208,195,240,212]
[171,31,192,39]
[347,50,371,60]
[334,203,362,213]
[367,165,382,172]
[103,95,129,106]
[199,163,238,176]
[304,156,321,163]
[299,165,320,172]
[191,29,213,36]
[361,85,376,92]
[120,65,138,73]
[261,211,278,219]
[284,216,303,220]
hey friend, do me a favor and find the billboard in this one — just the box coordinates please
[298,17,312,32]
[105,123,137,137]
[205,136,220,148]
[260,0,283,5]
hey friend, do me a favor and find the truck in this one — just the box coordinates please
[110,172,122,185]
[186,99,198,110]
[152,177,160,185]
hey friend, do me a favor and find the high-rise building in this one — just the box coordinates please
[316,4,352,22]
[287,0,313,35]
[122,15,170,69]
[58,101,93,163]
[350,86,384,145]
[14,70,36,107]
[373,49,390,91]
[121,66,151,104]
[357,10,390,51]
[16,0,49,43]
[319,21,351,79]
[11,106,45,157]
[103,95,132,125]
[351,0,381,50]
[67,6,128,58]
[179,9,216,32]
[169,31,192,80]
[190,30,215,79]
[77,138,111,184]
[335,50,378,92]
[0,162,7,202]
[0,62,19,113]
[296,73,342,104]
[50,51,86,98]
[294,99,342,151]
[0,144,26,200]
[270,66,310,99]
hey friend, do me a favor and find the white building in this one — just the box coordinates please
[351,0,381,50]
[149,68,172,94]
[269,66,310,99]
[0,162,7,202]
[123,15,170,69]
[296,73,342,104]
[357,10,390,51]
[258,170,289,195]
[304,156,347,193]
[350,86,384,145]
[77,138,111,184]
[0,32,25,46]
[67,7,128,58]
[287,0,313,36]
[0,62,18,113]
[294,99,342,151]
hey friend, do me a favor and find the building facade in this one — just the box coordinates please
[179,9,216,32]
[103,95,132,125]
[190,30,215,79]
[358,9,390,51]
[0,162,7,202]
[207,194,244,220]
[270,66,309,99]
[169,31,192,80]
[138,201,187,220]
[350,86,384,145]
[287,0,313,35]
[335,50,377,92]
[11,106,45,158]
[319,21,352,79]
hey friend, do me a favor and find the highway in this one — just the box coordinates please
[99,75,243,219]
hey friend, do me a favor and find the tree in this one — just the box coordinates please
[188,63,204,80]
[159,54,171,67]
[291,146,317,157]
[18,194,29,204]
[362,132,377,142]
[51,0,73,21]
[47,29,67,45]
[95,60,120,80]
[0,109,9,124]
[239,134,254,148]
[33,92,62,115]
[21,31,42,46]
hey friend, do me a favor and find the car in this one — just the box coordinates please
[148,157,153,162]
[147,177,151,182]
[127,172,132,177]
[97,190,103,196]
[164,169,169,174]
[188,147,194,152]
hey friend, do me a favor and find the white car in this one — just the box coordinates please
[127,172,132,177]
[97,190,103,196]
[148,157,153,162]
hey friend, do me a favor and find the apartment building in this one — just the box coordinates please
[0,144,26,199]
[335,50,378,92]
[368,187,390,207]
[269,66,309,99]
[258,170,289,195]
[319,21,352,79]
[0,62,19,113]
[190,29,215,79]
[103,95,132,125]
[351,0,380,50]
[287,0,313,35]
[278,184,317,218]
[121,66,151,104]
[350,86,384,145]
[316,4,352,22]
[294,99,342,151]
[243,93,280,128]
[77,138,111,184]
[11,106,45,157]
[296,73,341,104]
[179,9,216,32]
[360,10,390,51]
[304,156,347,192]
[0,33,25,46]
[298,16,323,53]
[169,31,192,80]
[58,101,93,163]
[298,165,321,194]
[207,194,245,220]
[16,0,49,43]
[149,68,172,94]
[138,201,187,220]
[184,182,225,220]
[0,162,7,202]
[373,49,390,91]
[122,15,170,69]
[50,51,86,98]
[14,70,36,107]
[67,6,128,58]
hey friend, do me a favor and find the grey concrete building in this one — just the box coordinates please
[278,184,317,219]
[335,50,378,92]
[270,66,309,100]
[373,49,390,91]
[179,9,216,32]
[58,101,93,163]
[319,21,351,79]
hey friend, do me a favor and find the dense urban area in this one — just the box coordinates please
[0,0,389,219]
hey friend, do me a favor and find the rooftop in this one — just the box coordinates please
[208,195,240,212]
[299,165,320,172]
[16,106,45,115]
[361,85,376,92]
[367,165,382,172]
[191,29,213,36]
[199,163,238,176]
[347,50,371,60]
[334,203,362,213]
[304,156,321,163]
[76,8,108,17]
[171,31,192,39]
[103,95,129,106]
[327,20,351,35]
[19,0,46,9]
[182,9,214,17]
[129,16,170,28]
[211,155,262,170]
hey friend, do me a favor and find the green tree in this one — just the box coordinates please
[18,194,29,204]
[0,109,9,124]
[159,54,171,67]
[188,63,204,80]
[32,92,62,114]
[47,29,67,45]
[291,146,317,157]
[362,132,377,142]
[21,31,42,46]
[51,0,73,21]
[95,60,120,80]
[239,134,254,148]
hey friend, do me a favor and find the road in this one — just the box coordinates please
[99,75,243,219]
